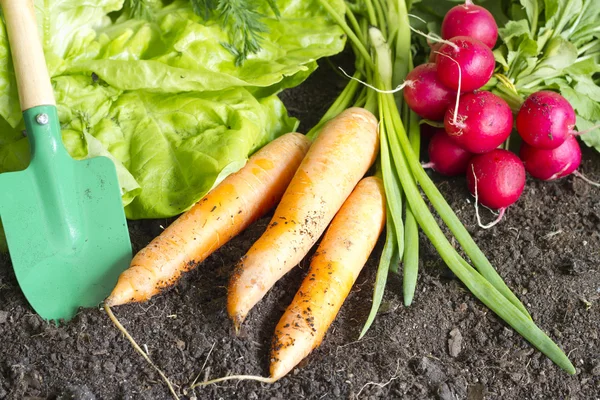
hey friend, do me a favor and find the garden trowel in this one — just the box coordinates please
[0,0,132,321]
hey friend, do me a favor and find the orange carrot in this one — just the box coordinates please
[227,107,379,330]
[192,177,386,388]
[105,133,311,306]
[270,176,386,380]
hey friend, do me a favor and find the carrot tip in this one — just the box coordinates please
[105,281,135,307]
[232,316,243,336]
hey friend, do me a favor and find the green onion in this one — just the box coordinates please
[312,0,576,375]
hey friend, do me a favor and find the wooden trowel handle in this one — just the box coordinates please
[1,0,55,110]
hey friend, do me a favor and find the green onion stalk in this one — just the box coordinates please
[310,0,575,375]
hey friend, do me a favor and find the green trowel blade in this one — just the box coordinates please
[0,106,132,321]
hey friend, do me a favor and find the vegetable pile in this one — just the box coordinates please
[106,108,386,391]
[410,1,598,228]
[3,0,598,395]
[102,0,595,393]
[0,0,345,220]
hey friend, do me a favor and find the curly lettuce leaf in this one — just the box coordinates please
[61,0,345,96]
[0,0,124,126]
[103,89,297,218]
[0,0,344,224]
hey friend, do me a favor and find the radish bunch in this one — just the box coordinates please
[516,91,584,181]
[404,1,587,227]
[405,0,593,228]
[404,0,525,226]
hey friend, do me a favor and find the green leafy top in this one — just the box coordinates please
[411,0,600,152]
[493,0,600,151]
[0,0,346,219]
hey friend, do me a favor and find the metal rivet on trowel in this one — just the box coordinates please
[35,113,49,125]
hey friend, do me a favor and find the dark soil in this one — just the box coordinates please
[1,58,599,400]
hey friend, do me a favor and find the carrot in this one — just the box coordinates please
[105,132,312,306]
[192,177,385,388]
[227,107,379,330]
[270,176,386,380]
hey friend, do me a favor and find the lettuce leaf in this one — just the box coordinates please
[65,1,344,94]
[97,88,297,218]
[0,0,344,221]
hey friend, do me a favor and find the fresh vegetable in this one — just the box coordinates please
[435,36,495,92]
[519,135,581,181]
[441,0,498,49]
[484,0,600,152]
[315,0,575,375]
[402,63,455,120]
[270,176,385,380]
[424,130,473,176]
[227,107,379,331]
[428,42,442,63]
[516,91,577,150]
[444,91,513,154]
[0,0,346,221]
[105,132,311,307]
[466,149,526,210]
[188,0,281,65]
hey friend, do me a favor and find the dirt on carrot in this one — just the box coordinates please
[105,132,311,306]
[270,176,386,381]
[227,107,380,331]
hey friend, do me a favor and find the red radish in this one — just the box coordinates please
[429,42,443,62]
[423,130,474,176]
[519,135,581,180]
[403,63,455,120]
[444,91,513,154]
[516,91,576,149]
[435,36,495,92]
[441,0,498,49]
[466,149,526,209]
[420,124,442,142]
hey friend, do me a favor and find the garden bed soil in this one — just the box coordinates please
[1,58,599,400]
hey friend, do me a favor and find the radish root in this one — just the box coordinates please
[573,170,600,187]
[471,165,506,229]
[573,123,600,136]
[104,304,180,400]
[434,51,462,125]
[407,15,460,51]
[339,67,411,93]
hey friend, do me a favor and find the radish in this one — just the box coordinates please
[403,63,455,121]
[420,124,442,142]
[516,91,576,150]
[429,42,443,63]
[466,149,526,228]
[423,130,474,176]
[519,135,581,180]
[441,0,498,49]
[435,36,495,92]
[444,91,513,154]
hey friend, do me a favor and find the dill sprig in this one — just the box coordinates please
[124,0,155,20]
[190,0,280,66]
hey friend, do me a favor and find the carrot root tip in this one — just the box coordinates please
[190,374,275,388]
[232,315,244,336]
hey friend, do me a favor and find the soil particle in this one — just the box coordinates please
[56,385,96,400]
[448,327,463,358]
[412,357,447,386]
